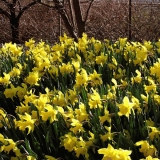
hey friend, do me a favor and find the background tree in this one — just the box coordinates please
[39,0,95,41]
[0,0,38,43]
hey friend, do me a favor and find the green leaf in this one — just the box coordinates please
[25,138,37,158]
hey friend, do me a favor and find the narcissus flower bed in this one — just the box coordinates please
[0,34,160,160]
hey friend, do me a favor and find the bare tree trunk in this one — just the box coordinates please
[68,0,76,29]
[39,0,86,40]
[10,18,19,43]
[53,1,79,41]
[0,0,38,43]
[9,0,19,43]
[57,7,78,41]
[72,0,85,37]
[10,1,20,43]
[29,0,95,42]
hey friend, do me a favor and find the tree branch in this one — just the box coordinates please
[72,0,85,37]
[58,8,78,41]
[17,0,22,12]
[1,0,11,9]
[38,0,63,8]
[38,1,55,8]
[84,0,94,24]
[38,0,78,41]
[13,0,17,5]
[16,0,38,20]
[67,0,75,29]
[0,8,11,19]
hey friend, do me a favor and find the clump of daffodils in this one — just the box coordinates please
[0,34,160,159]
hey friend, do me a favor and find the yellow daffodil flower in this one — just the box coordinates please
[70,118,84,134]
[40,104,57,123]
[4,83,17,100]
[98,144,132,160]
[140,155,159,160]
[117,96,135,118]
[75,68,88,87]
[24,71,40,86]
[74,103,89,122]
[14,113,36,135]
[45,155,57,160]
[0,72,11,85]
[88,70,103,86]
[135,140,157,157]
[60,133,78,152]
[88,88,102,109]
[95,52,108,66]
